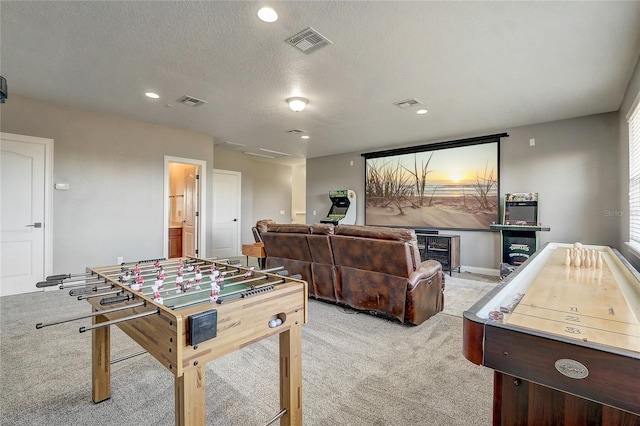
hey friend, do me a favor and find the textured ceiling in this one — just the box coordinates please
[2,1,640,164]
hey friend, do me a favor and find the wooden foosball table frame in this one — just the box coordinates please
[85,258,307,426]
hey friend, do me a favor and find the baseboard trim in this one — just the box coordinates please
[459,265,500,277]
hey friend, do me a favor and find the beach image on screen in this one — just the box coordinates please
[365,141,498,229]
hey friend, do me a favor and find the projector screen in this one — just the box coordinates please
[362,134,504,230]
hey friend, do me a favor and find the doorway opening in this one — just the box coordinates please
[163,156,207,259]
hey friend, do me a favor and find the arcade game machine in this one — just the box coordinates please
[490,193,550,277]
[320,189,356,225]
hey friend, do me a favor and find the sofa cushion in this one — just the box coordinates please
[261,232,313,262]
[335,224,416,242]
[338,267,407,322]
[310,223,334,235]
[307,232,337,301]
[330,234,414,278]
[266,224,311,234]
[265,257,312,284]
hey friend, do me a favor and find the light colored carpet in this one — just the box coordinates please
[0,275,497,425]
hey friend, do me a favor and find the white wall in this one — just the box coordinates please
[0,95,214,274]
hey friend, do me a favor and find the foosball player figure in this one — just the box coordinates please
[152,284,163,305]
[153,260,161,271]
[210,263,217,275]
[157,266,165,281]
[215,273,224,290]
[132,274,144,292]
[178,259,185,269]
[175,271,184,293]
[182,278,193,292]
[155,279,164,291]
[243,267,255,279]
[209,279,221,303]
[134,263,141,276]
[120,271,132,284]
[194,266,202,289]
[211,267,220,282]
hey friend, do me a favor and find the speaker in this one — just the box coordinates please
[0,76,7,103]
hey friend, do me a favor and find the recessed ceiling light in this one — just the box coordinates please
[416,109,428,115]
[301,135,310,139]
[145,92,160,99]
[257,7,278,22]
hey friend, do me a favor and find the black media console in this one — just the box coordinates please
[416,233,460,276]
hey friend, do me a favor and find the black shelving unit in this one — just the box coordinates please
[416,233,460,276]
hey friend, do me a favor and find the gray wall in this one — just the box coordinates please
[213,148,293,244]
[1,95,214,274]
[307,112,621,272]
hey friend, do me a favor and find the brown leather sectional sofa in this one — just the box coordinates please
[256,220,445,325]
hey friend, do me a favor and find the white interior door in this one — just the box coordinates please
[164,156,207,260]
[1,133,52,296]
[182,166,198,257]
[212,170,241,259]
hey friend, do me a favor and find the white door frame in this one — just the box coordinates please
[213,169,242,256]
[163,156,207,259]
[0,132,54,290]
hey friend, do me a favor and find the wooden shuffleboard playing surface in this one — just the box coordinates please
[505,246,640,353]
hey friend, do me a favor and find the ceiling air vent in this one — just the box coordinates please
[285,27,332,54]
[177,95,208,107]
[393,98,423,109]
[286,129,307,134]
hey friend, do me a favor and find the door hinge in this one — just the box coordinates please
[196,174,200,180]
[195,249,199,255]
[195,212,199,217]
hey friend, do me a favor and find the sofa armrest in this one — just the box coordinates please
[405,259,445,324]
[407,260,444,291]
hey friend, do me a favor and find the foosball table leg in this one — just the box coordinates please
[175,364,206,426]
[279,324,303,426]
[91,313,111,403]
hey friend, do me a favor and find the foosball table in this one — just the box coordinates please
[36,257,308,426]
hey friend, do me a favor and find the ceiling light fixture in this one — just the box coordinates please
[259,148,291,156]
[416,109,428,115]
[287,97,308,112]
[257,7,278,23]
[244,152,275,159]
[145,92,160,99]
[301,135,310,139]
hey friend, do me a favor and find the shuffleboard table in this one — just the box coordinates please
[463,242,639,425]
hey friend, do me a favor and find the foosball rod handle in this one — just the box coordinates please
[79,308,159,333]
[100,293,135,305]
[35,301,145,329]
[36,280,61,288]
[46,273,71,281]
[262,408,287,426]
